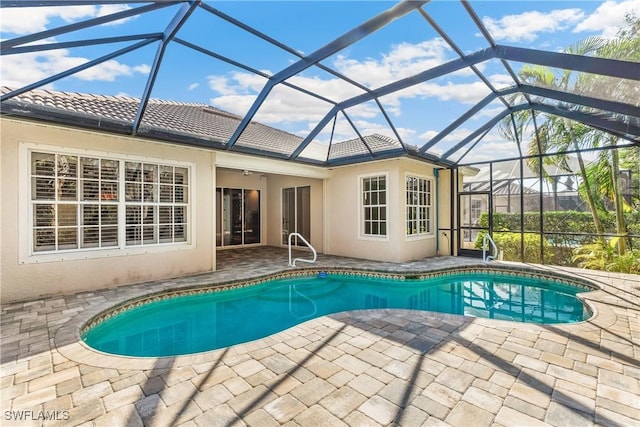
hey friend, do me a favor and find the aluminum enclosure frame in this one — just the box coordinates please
[1,0,638,168]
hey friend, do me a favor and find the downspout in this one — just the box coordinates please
[434,168,440,253]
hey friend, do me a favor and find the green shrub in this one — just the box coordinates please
[573,239,640,274]
[475,231,549,263]
[607,251,640,274]
[479,210,639,236]
[474,211,640,269]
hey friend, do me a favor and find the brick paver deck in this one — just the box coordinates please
[1,248,639,426]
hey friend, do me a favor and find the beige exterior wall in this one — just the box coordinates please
[325,157,446,263]
[1,118,216,302]
[1,117,456,301]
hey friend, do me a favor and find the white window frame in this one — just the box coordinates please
[358,172,389,241]
[405,173,435,240]
[19,142,195,264]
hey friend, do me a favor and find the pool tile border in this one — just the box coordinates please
[81,265,598,334]
[64,263,602,371]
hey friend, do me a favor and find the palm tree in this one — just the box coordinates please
[577,17,640,254]
[499,40,607,241]
[499,20,639,254]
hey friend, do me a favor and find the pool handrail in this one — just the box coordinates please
[288,232,317,267]
[483,233,498,263]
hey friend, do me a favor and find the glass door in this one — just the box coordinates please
[216,188,260,247]
[282,186,311,246]
[228,188,243,245]
[458,192,490,257]
[243,189,260,244]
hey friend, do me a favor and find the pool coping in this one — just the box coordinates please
[54,263,609,370]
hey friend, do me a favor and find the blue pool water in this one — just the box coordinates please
[83,272,588,357]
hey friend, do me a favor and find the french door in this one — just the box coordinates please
[216,188,260,247]
[282,186,310,246]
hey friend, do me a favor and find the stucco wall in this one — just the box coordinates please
[1,117,457,300]
[325,161,396,261]
[324,158,448,263]
[396,158,437,261]
[1,118,216,302]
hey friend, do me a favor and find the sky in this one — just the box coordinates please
[1,0,638,164]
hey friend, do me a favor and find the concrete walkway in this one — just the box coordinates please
[1,248,639,426]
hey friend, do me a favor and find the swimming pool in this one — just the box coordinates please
[82,270,591,357]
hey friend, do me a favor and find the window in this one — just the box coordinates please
[124,162,188,246]
[361,175,387,237]
[406,175,433,237]
[30,150,189,254]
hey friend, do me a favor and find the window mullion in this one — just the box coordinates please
[118,159,126,250]
[54,155,60,251]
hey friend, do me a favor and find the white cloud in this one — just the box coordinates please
[287,73,365,103]
[574,0,639,38]
[419,130,438,142]
[75,59,143,82]
[208,75,241,96]
[416,81,492,105]
[482,9,585,42]
[188,83,200,91]
[418,114,518,162]
[306,117,416,146]
[96,5,134,26]
[208,72,340,125]
[418,128,473,155]
[418,128,518,162]
[419,128,472,146]
[343,102,382,120]
[462,140,519,163]
[132,64,150,74]
[1,6,93,34]
[251,87,332,124]
[1,5,132,35]
[208,72,267,96]
[1,49,150,87]
[379,79,493,116]
[452,130,519,163]
[1,5,141,89]
[417,101,506,150]
[204,38,505,138]
[489,73,515,90]
[209,94,257,118]
[473,106,507,120]
[334,38,455,88]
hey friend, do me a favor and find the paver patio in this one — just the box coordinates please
[1,248,639,426]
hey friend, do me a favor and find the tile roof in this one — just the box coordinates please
[1,87,405,165]
[329,134,403,161]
